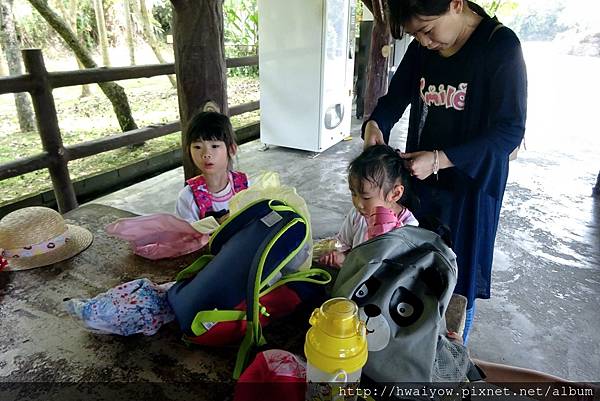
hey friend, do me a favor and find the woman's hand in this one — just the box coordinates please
[400,150,453,180]
[363,121,385,149]
[318,251,345,269]
[400,151,435,179]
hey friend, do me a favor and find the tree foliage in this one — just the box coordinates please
[15,0,97,51]
[489,0,568,41]
[27,0,138,131]
[152,0,171,38]
[0,0,36,132]
[223,0,257,76]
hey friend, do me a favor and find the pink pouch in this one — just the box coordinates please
[106,213,209,260]
[367,206,403,240]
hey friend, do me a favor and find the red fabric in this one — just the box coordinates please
[184,285,302,346]
[186,171,249,219]
[234,350,306,401]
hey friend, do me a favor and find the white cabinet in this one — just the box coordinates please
[258,0,356,152]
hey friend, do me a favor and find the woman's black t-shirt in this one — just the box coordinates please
[418,21,487,188]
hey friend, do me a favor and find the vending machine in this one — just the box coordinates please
[258,0,356,152]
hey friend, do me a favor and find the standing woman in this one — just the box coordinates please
[363,0,527,342]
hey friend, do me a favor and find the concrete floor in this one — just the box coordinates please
[94,113,600,382]
[96,44,600,381]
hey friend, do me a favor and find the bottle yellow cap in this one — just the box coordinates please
[304,297,368,374]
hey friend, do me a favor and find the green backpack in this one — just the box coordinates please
[167,199,331,378]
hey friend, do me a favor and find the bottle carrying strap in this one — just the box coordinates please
[260,268,331,297]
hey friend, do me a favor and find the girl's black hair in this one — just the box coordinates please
[388,0,453,39]
[348,145,420,211]
[186,111,237,155]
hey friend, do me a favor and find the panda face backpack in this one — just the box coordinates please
[332,226,472,382]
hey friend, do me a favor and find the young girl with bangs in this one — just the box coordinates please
[319,145,419,268]
[176,111,249,223]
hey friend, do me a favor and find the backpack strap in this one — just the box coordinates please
[186,175,212,220]
[192,272,330,339]
[209,199,287,254]
[175,254,214,282]
[234,204,311,379]
[188,269,330,336]
[187,171,247,220]
[260,268,331,296]
[190,310,247,336]
[231,171,249,193]
[233,267,331,379]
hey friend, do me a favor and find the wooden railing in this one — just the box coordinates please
[0,49,259,214]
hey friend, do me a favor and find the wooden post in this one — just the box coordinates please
[171,0,228,179]
[22,49,78,213]
[355,19,373,119]
[363,0,392,119]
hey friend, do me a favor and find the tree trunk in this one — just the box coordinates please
[0,0,36,132]
[139,0,175,87]
[69,0,92,96]
[362,0,391,118]
[171,0,227,179]
[27,0,137,132]
[124,0,135,65]
[56,0,92,97]
[354,19,373,119]
[92,0,110,66]
[76,59,92,97]
[0,42,8,75]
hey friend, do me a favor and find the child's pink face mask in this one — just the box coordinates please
[367,206,404,240]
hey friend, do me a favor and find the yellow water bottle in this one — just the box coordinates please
[304,297,368,401]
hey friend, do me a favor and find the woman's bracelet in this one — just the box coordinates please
[433,150,440,180]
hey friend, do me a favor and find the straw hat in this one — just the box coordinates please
[0,207,93,271]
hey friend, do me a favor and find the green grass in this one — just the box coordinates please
[0,75,259,206]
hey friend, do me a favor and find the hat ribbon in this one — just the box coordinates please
[2,233,68,259]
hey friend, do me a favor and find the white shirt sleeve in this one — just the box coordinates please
[400,208,419,227]
[335,207,368,251]
[175,186,200,223]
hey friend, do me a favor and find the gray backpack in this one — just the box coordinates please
[331,226,471,382]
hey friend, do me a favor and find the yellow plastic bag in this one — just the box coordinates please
[312,238,346,261]
[190,216,220,235]
[229,171,313,270]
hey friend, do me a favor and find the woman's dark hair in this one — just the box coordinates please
[348,145,419,211]
[388,0,453,39]
[186,111,237,156]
